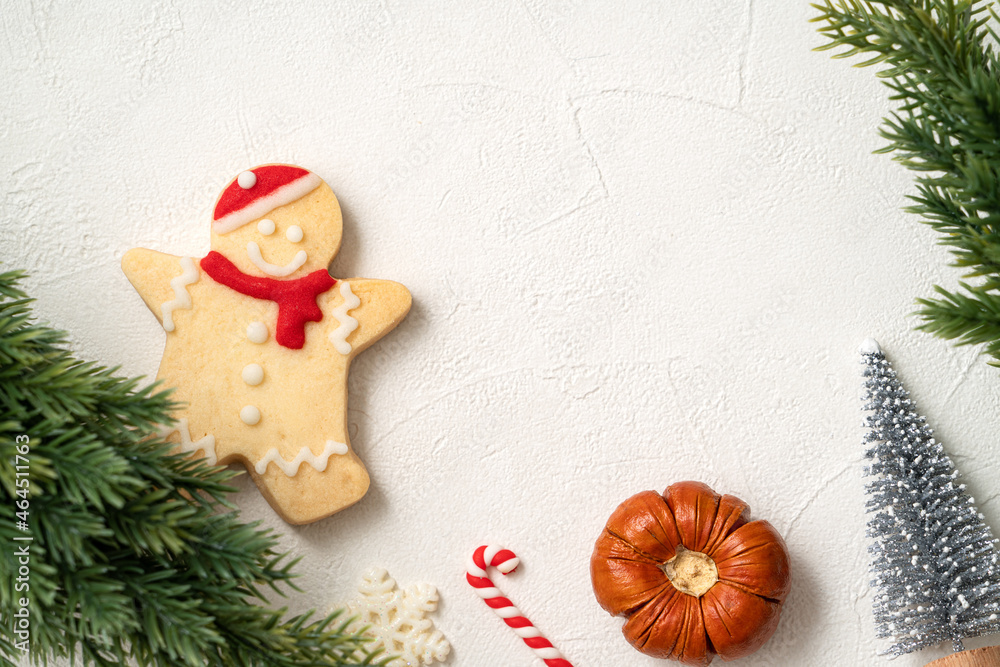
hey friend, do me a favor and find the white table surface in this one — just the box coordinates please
[4,1,1000,665]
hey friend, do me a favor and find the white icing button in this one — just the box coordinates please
[240,405,261,425]
[286,225,303,243]
[242,363,264,386]
[257,219,275,235]
[247,321,268,344]
[237,170,257,189]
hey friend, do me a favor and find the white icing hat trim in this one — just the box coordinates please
[213,172,322,234]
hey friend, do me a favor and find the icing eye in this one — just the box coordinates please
[286,225,303,243]
[257,219,275,235]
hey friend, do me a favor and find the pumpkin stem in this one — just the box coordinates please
[661,545,719,598]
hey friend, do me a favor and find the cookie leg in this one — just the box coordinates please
[248,454,370,524]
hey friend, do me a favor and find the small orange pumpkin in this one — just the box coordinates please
[590,481,791,665]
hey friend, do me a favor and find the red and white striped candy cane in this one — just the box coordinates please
[466,545,573,667]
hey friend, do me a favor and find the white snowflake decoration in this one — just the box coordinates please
[344,567,450,666]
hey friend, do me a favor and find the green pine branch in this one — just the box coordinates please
[813,0,1000,365]
[0,270,388,667]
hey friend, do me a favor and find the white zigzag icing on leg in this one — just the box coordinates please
[329,281,360,355]
[160,256,199,332]
[254,440,348,476]
[159,418,217,465]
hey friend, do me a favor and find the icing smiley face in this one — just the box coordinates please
[209,165,342,278]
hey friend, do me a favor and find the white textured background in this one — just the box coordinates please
[4,1,1000,665]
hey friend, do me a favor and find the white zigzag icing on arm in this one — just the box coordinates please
[160,256,199,332]
[255,440,348,476]
[329,281,360,355]
[159,418,217,465]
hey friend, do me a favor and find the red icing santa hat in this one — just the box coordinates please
[213,164,322,234]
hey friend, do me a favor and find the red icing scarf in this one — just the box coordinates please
[200,251,335,349]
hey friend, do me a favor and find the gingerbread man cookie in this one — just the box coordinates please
[122,165,411,524]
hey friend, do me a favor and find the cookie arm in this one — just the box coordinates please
[324,278,411,356]
[121,248,197,330]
